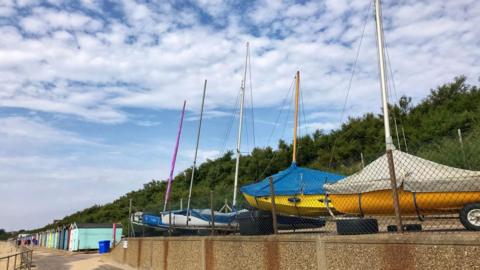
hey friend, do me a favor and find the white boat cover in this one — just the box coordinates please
[324,150,480,194]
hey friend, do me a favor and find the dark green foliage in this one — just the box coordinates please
[27,76,480,233]
[0,229,16,240]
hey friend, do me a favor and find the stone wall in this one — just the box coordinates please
[109,233,480,270]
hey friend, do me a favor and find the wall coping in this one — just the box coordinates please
[126,232,480,246]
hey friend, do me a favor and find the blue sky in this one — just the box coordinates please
[0,0,479,231]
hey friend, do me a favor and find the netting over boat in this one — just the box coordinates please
[324,150,480,194]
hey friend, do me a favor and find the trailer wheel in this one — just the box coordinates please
[336,218,378,235]
[460,203,480,231]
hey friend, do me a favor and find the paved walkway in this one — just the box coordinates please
[32,249,133,270]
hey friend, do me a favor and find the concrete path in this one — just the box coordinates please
[32,250,133,270]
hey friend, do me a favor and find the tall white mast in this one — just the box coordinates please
[374,0,403,232]
[374,0,394,151]
[232,42,249,209]
[186,80,207,226]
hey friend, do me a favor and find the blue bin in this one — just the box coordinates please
[98,240,110,254]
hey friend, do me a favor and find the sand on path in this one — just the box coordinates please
[0,241,21,270]
[32,249,134,270]
[0,241,18,256]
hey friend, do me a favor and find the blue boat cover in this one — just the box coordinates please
[143,214,168,228]
[240,163,344,197]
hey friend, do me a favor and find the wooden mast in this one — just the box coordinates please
[292,71,300,163]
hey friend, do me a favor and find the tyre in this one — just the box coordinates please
[460,203,480,231]
[336,218,378,235]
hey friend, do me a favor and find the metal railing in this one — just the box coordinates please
[0,247,33,270]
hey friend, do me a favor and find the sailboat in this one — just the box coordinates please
[241,71,344,217]
[141,43,255,231]
[323,0,480,231]
[132,94,239,231]
[160,79,241,230]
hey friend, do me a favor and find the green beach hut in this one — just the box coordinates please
[68,223,122,251]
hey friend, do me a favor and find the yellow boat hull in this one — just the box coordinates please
[243,193,332,217]
[329,188,480,215]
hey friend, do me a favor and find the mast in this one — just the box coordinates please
[292,71,300,163]
[374,0,394,151]
[232,42,249,209]
[163,100,187,212]
[374,0,403,232]
[186,80,207,225]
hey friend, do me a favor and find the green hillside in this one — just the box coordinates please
[29,76,480,233]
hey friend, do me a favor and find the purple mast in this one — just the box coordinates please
[163,100,186,212]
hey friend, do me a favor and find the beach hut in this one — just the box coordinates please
[46,230,51,248]
[49,229,55,248]
[43,231,48,247]
[68,223,123,251]
[53,229,58,249]
[58,228,63,249]
[51,230,55,248]
[40,232,45,247]
[42,231,47,247]
[62,226,70,250]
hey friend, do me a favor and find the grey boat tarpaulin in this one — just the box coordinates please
[324,150,480,194]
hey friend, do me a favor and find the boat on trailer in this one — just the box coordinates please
[242,163,343,216]
[241,71,344,217]
[324,0,480,232]
[324,150,480,230]
[132,210,241,229]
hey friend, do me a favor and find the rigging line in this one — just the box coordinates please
[300,85,309,138]
[328,0,372,169]
[242,57,253,161]
[384,34,409,152]
[244,93,250,153]
[256,81,295,180]
[248,45,256,149]
[386,69,401,151]
[248,76,294,182]
[208,74,243,206]
[242,47,251,153]
[220,89,241,155]
[284,84,295,141]
[247,46,260,179]
[208,89,240,195]
[265,77,296,147]
[383,41,401,151]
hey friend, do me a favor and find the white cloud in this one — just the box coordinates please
[0,6,15,16]
[136,120,162,127]
[0,116,95,146]
[3,0,478,124]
